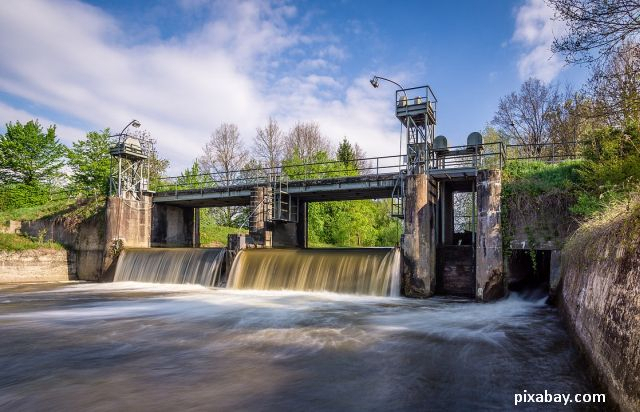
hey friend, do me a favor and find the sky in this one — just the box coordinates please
[0,0,588,174]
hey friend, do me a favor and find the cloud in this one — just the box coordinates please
[512,0,566,82]
[0,0,399,174]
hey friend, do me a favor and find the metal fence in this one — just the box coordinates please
[154,155,405,193]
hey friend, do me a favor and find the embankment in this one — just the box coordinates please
[0,249,76,282]
[561,199,640,411]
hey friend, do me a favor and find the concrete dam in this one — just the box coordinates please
[104,85,506,301]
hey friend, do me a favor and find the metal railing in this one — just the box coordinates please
[154,141,582,194]
[505,141,580,162]
[428,141,507,171]
[154,155,405,194]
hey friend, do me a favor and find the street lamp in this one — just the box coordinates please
[370,75,407,169]
[119,119,141,136]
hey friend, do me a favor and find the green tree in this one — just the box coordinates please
[0,120,65,185]
[67,129,111,194]
[336,137,357,168]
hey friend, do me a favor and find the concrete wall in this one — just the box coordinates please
[0,249,76,282]
[151,203,195,247]
[561,207,640,412]
[402,174,437,297]
[475,169,504,301]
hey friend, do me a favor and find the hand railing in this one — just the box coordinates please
[154,155,406,193]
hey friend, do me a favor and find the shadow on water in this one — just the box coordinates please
[0,283,608,411]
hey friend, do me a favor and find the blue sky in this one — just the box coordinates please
[0,0,587,173]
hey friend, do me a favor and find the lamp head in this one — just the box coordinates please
[131,119,141,128]
[369,77,379,88]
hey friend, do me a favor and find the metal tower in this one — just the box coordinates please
[395,86,437,174]
[109,121,153,199]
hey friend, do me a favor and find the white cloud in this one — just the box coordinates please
[0,0,400,174]
[512,0,566,82]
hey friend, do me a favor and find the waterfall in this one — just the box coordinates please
[228,248,401,296]
[114,248,225,287]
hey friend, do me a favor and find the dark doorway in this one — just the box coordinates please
[507,249,551,292]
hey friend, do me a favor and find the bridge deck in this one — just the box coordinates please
[153,173,401,207]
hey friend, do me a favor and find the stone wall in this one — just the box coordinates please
[0,249,76,282]
[560,203,640,412]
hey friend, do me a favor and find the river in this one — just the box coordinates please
[0,283,603,411]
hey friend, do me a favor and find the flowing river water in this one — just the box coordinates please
[0,282,603,411]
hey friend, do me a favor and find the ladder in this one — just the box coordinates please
[391,174,405,219]
[270,174,297,222]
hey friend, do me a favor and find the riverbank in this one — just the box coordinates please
[561,196,640,412]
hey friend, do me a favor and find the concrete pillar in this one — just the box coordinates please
[475,169,504,301]
[297,200,308,248]
[249,186,272,247]
[151,203,196,247]
[402,173,436,297]
[102,194,153,281]
[193,208,200,247]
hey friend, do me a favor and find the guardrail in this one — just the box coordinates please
[428,141,507,171]
[154,141,582,194]
[154,155,405,193]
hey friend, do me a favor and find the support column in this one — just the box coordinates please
[296,200,308,248]
[249,186,272,247]
[475,169,504,301]
[402,173,436,297]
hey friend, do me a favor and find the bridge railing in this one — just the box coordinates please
[427,141,506,171]
[505,141,580,162]
[153,155,406,193]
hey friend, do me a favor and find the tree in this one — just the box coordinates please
[0,120,65,185]
[67,129,111,194]
[588,42,640,124]
[285,122,331,162]
[199,123,248,226]
[254,117,284,170]
[337,137,357,168]
[549,0,640,64]
[492,78,562,156]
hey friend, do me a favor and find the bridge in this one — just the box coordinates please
[105,83,579,301]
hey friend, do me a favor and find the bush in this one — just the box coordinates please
[0,183,51,211]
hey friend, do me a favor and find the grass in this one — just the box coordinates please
[200,223,248,247]
[503,159,583,195]
[563,187,640,270]
[0,198,76,225]
[0,233,65,252]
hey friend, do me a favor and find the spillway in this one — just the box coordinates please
[114,248,225,286]
[228,248,401,296]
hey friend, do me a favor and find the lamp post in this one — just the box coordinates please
[119,119,141,136]
[370,75,407,171]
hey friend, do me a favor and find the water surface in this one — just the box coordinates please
[0,283,602,411]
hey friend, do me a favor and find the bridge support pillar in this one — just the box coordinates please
[475,169,504,301]
[402,173,437,297]
[151,203,198,247]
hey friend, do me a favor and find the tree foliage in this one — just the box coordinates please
[67,129,111,194]
[492,78,563,155]
[549,0,640,64]
[254,117,284,170]
[0,120,65,185]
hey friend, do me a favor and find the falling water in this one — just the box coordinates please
[114,248,225,286]
[228,248,401,296]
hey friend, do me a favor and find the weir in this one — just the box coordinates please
[228,248,401,297]
[114,248,225,286]
[104,83,506,301]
